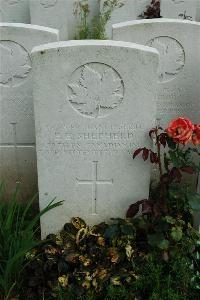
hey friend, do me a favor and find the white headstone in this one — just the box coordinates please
[0,23,59,200]
[32,40,159,237]
[160,0,199,21]
[197,0,200,21]
[30,0,68,40]
[0,0,30,23]
[30,0,100,40]
[100,0,137,39]
[100,0,151,38]
[113,19,200,128]
[0,145,37,201]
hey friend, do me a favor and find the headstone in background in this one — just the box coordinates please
[0,23,59,201]
[160,0,199,21]
[197,0,200,21]
[113,18,200,228]
[113,19,200,128]
[100,0,151,38]
[30,0,68,40]
[30,0,100,40]
[32,40,158,237]
[0,0,30,23]
[100,0,138,38]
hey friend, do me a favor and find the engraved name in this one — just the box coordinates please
[38,123,144,156]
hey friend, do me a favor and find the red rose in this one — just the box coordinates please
[166,117,194,145]
[192,124,200,145]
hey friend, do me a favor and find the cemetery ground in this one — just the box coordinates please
[0,119,200,300]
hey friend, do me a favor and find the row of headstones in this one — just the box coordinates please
[0,0,152,39]
[1,18,199,236]
[1,0,200,40]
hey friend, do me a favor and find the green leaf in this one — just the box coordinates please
[154,219,170,232]
[120,224,135,236]
[187,192,200,210]
[171,226,183,242]
[158,239,170,250]
[165,216,176,224]
[148,233,169,250]
[169,151,182,168]
[105,224,119,239]
[166,137,176,150]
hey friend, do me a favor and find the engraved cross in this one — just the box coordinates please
[76,161,113,215]
[0,123,35,183]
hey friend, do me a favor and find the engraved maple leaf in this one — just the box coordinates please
[0,42,31,86]
[150,39,184,81]
[68,65,123,117]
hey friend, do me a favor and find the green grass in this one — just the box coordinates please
[0,182,63,300]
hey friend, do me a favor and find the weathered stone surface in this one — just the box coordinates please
[0,0,30,23]
[160,0,199,21]
[32,40,159,237]
[113,19,200,128]
[30,0,99,40]
[100,0,151,38]
[197,0,200,21]
[0,23,59,200]
[0,146,37,202]
[30,0,68,40]
[100,0,137,39]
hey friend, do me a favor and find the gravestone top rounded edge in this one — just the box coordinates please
[31,39,160,57]
[112,18,200,31]
[0,22,59,35]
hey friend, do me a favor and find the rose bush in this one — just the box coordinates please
[130,116,200,218]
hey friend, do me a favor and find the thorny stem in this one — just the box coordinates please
[155,126,166,209]
[155,127,163,180]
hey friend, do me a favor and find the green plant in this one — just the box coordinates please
[0,182,63,300]
[21,213,199,299]
[92,0,124,40]
[74,0,161,40]
[190,239,200,292]
[105,285,131,300]
[129,117,200,220]
[74,0,123,40]
[74,0,90,39]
